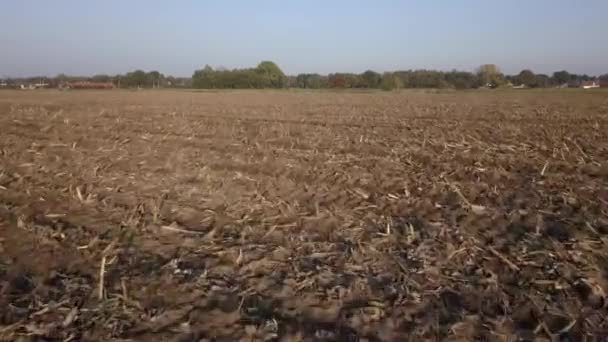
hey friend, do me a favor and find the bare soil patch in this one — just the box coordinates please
[1,89,608,340]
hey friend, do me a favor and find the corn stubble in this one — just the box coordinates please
[1,89,608,341]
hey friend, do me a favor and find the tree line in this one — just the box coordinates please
[2,62,605,90]
[192,61,286,89]
[69,70,193,88]
[191,62,605,90]
[1,71,192,89]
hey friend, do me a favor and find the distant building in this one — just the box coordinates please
[601,78,608,88]
[19,82,49,90]
[580,79,600,89]
[66,81,115,89]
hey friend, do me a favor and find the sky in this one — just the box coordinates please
[1,0,607,77]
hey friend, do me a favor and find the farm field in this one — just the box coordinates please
[1,89,608,340]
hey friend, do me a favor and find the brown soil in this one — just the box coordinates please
[1,89,608,341]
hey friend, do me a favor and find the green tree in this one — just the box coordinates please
[361,70,382,88]
[552,70,570,85]
[147,71,163,88]
[91,74,112,83]
[477,64,504,87]
[344,74,362,88]
[124,70,148,88]
[255,61,286,88]
[444,71,479,89]
[517,69,537,87]
[380,72,402,90]
[192,65,216,88]
[307,74,323,89]
[393,71,411,88]
[407,70,445,88]
[296,74,323,89]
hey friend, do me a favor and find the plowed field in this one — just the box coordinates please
[1,89,608,341]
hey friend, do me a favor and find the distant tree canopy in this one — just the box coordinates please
[90,74,113,83]
[192,61,286,89]
[516,69,537,87]
[380,72,403,90]
[7,62,605,91]
[552,70,570,85]
[256,61,286,88]
[119,70,165,88]
[189,62,603,90]
[535,74,550,88]
[296,73,326,89]
[444,71,479,89]
[323,70,479,90]
[361,70,382,88]
[477,64,505,87]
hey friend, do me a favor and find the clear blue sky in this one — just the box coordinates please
[1,0,606,77]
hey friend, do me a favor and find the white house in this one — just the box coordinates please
[581,80,600,89]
